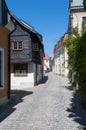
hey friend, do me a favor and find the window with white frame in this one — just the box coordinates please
[0,48,4,88]
[12,41,23,50]
[14,63,28,76]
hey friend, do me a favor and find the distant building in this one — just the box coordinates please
[53,33,69,76]
[44,54,51,73]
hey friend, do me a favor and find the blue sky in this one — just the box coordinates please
[6,0,69,57]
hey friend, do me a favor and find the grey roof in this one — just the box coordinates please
[9,11,44,51]
[9,12,43,42]
[20,19,35,32]
[9,12,36,33]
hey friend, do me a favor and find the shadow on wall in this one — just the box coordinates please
[0,90,33,122]
[65,85,86,130]
[42,76,48,84]
[37,75,48,85]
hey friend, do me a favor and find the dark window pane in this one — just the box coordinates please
[14,42,17,50]
[18,41,23,49]
[83,17,86,32]
[33,43,39,51]
[14,63,28,75]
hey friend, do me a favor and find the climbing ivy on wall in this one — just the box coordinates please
[83,0,86,10]
[75,32,86,95]
[64,27,86,104]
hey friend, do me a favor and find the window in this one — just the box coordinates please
[14,63,28,76]
[12,41,23,50]
[82,17,86,32]
[33,43,39,51]
[0,48,4,88]
[46,60,48,63]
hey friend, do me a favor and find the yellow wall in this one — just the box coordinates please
[0,25,10,98]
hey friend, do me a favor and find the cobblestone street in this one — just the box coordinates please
[0,72,86,130]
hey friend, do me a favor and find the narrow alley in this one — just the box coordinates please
[0,72,86,130]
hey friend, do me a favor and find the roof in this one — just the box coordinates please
[44,54,50,60]
[9,12,44,49]
[9,12,36,33]
[53,33,68,54]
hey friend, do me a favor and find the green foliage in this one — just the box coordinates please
[64,27,80,71]
[65,27,86,101]
[75,32,86,95]
[81,100,86,109]
[67,69,72,83]
[81,93,86,109]
[83,0,86,10]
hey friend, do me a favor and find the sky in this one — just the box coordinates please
[6,0,69,57]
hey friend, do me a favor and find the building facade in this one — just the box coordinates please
[44,54,51,73]
[9,13,44,89]
[67,0,86,83]
[68,0,86,34]
[53,34,68,76]
[0,0,10,105]
[0,26,10,105]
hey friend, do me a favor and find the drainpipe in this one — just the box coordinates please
[8,34,10,99]
[8,16,16,99]
[35,62,37,85]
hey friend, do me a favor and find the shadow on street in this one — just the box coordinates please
[66,85,86,130]
[0,90,33,122]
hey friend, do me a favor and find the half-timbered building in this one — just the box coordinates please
[9,13,44,89]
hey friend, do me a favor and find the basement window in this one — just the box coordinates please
[14,63,28,76]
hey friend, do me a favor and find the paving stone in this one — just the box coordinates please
[0,72,86,130]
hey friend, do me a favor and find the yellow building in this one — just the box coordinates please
[0,25,10,105]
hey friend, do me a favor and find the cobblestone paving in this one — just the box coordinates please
[0,72,86,130]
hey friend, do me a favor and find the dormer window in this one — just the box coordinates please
[12,41,23,50]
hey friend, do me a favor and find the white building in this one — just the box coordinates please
[53,34,69,76]
[68,0,86,34]
[7,13,44,89]
[44,54,51,73]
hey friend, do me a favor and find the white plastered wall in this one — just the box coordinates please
[11,62,35,89]
[72,12,86,33]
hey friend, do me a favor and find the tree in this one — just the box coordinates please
[83,0,86,10]
[64,27,80,72]
[64,27,86,108]
[75,32,86,95]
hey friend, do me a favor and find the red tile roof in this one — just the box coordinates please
[44,54,50,60]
